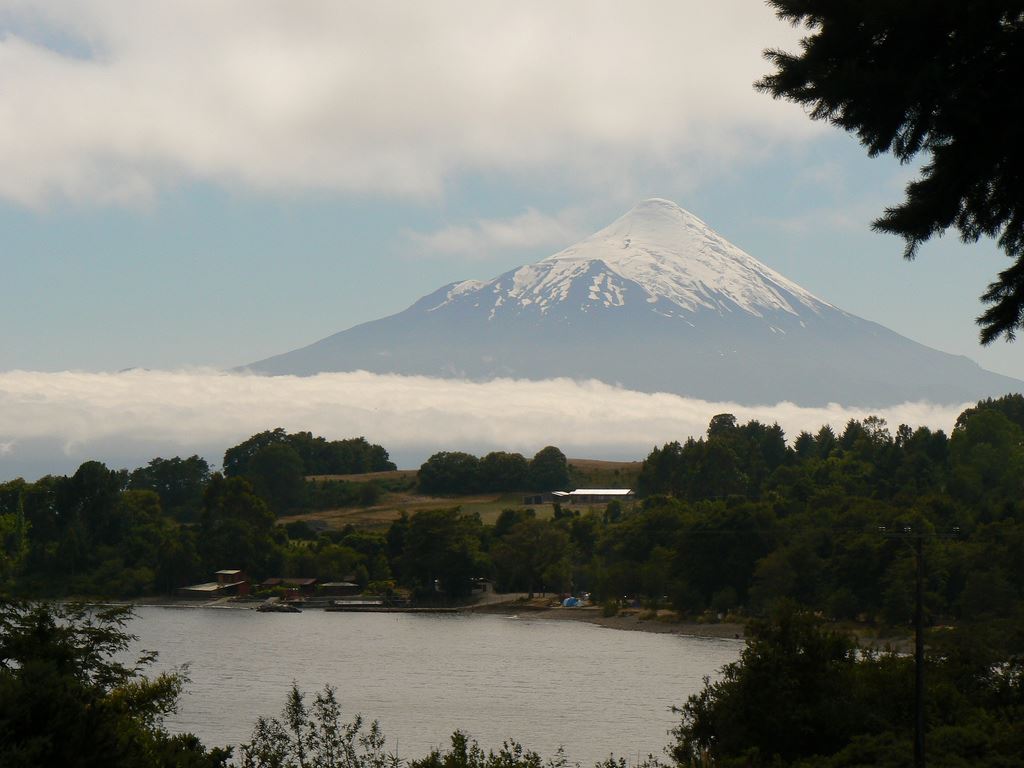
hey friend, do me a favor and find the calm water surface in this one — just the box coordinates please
[131,607,740,766]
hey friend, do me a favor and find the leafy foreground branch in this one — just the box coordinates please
[239,684,396,768]
[0,601,230,768]
[239,683,660,768]
[672,604,1024,767]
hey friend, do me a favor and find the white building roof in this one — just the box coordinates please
[568,489,634,496]
[180,582,225,592]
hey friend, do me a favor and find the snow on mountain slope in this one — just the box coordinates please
[430,198,831,321]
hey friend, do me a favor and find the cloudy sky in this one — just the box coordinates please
[0,1,1019,476]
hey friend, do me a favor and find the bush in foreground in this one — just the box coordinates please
[0,601,230,768]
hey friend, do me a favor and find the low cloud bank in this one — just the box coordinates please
[0,369,971,480]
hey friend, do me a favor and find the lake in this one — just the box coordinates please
[130,606,741,766]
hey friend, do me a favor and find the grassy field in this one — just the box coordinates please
[281,457,642,532]
[567,457,643,488]
[279,491,560,531]
[307,459,642,488]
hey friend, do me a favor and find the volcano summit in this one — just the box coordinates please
[248,199,1021,406]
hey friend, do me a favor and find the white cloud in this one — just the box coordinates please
[0,369,969,477]
[770,208,872,235]
[405,207,587,258]
[761,200,884,235]
[0,0,816,206]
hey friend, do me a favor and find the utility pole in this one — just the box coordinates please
[879,524,959,768]
[913,533,925,768]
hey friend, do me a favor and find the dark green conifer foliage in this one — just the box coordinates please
[758,2,1024,342]
[0,602,229,768]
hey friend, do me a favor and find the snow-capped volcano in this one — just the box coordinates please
[247,200,1022,407]
[435,198,829,321]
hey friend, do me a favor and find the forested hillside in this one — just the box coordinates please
[0,397,1021,639]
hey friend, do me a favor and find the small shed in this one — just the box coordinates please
[522,494,550,505]
[177,581,229,598]
[177,569,250,598]
[215,569,248,585]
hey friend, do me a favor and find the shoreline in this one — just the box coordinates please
[122,595,745,639]
[104,597,909,648]
[471,601,746,640]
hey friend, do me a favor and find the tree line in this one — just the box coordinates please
[2,397,1023,631]
[222,429,397,515]
[416,446,570,494]
[0,430,395,596]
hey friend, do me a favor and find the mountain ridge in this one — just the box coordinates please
[246,199,1022,407]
